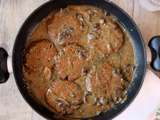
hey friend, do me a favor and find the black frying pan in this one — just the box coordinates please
[0,0,160,120]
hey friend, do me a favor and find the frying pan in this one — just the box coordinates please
[0,0,159,119]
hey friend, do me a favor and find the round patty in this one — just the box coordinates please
[25,40,57,73]
[47,8,83,47]
[88,21,124,56]
[45,80,83,115]
[87,62,124,103]
[55,44,89,81]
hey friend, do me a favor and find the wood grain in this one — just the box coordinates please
[0,0,48,120]
[112,0,134,17]
[0,0,160,120]
[133,0,160,77]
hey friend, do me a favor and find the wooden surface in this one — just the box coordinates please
[0,0,160,120]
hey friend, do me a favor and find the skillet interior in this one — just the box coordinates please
[12,0,147,119]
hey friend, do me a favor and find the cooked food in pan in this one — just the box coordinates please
[23,5,135,119]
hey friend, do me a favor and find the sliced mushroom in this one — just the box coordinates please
[57,26,74,45]
[45,80,83,115]
[85,74,92,93]
[99,18,105,25]
[87,33,96,41]
[93,23,101,32]
[43,67,52,80]
[76,13,85,30]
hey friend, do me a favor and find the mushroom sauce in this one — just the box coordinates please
[23,5,135,119]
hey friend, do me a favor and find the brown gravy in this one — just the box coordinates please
[23,5,135,119]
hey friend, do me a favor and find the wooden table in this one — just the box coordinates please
[0,0,160,120]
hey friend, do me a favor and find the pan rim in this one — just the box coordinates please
[12,0,147,120]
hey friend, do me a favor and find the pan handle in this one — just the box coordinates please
[148,36,160,77]
[0,48,9,83]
